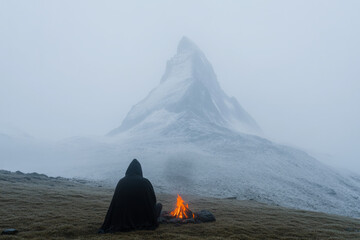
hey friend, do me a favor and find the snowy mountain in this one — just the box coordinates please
[109,37,260,136]
[2,37,360,218]
[100,37,360,218]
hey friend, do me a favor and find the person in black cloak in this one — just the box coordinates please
[99,159,162,233]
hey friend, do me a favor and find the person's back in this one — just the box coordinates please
[99,159,161,232]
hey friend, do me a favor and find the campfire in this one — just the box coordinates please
[158,194,216,224]
[170,194,195,219]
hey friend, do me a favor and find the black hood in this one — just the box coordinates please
[101,158,158,232]
[125,159,143,177]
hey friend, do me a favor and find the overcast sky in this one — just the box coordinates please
[1,0,359,172]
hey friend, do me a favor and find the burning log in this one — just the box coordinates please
[170,194,195,219]
[158,194,216,224]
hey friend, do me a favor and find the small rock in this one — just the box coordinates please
[1,229,18,235]
[195,210,216,223]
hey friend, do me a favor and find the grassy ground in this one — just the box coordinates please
[0,170,359,240]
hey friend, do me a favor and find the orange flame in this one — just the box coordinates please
[170,194,195,219]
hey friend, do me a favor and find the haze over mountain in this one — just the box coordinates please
[100,38,360,218]
[2,1,360,175]
[109,37,260,136]
[1,38,360,219]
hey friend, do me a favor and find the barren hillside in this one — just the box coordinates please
[1,170,359,240]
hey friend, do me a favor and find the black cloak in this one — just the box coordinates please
[100,159,159,232]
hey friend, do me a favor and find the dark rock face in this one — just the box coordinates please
[158,210,215,224]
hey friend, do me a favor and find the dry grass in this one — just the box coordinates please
[1,170,360,240]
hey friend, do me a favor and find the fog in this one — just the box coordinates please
[1,1,359,172]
